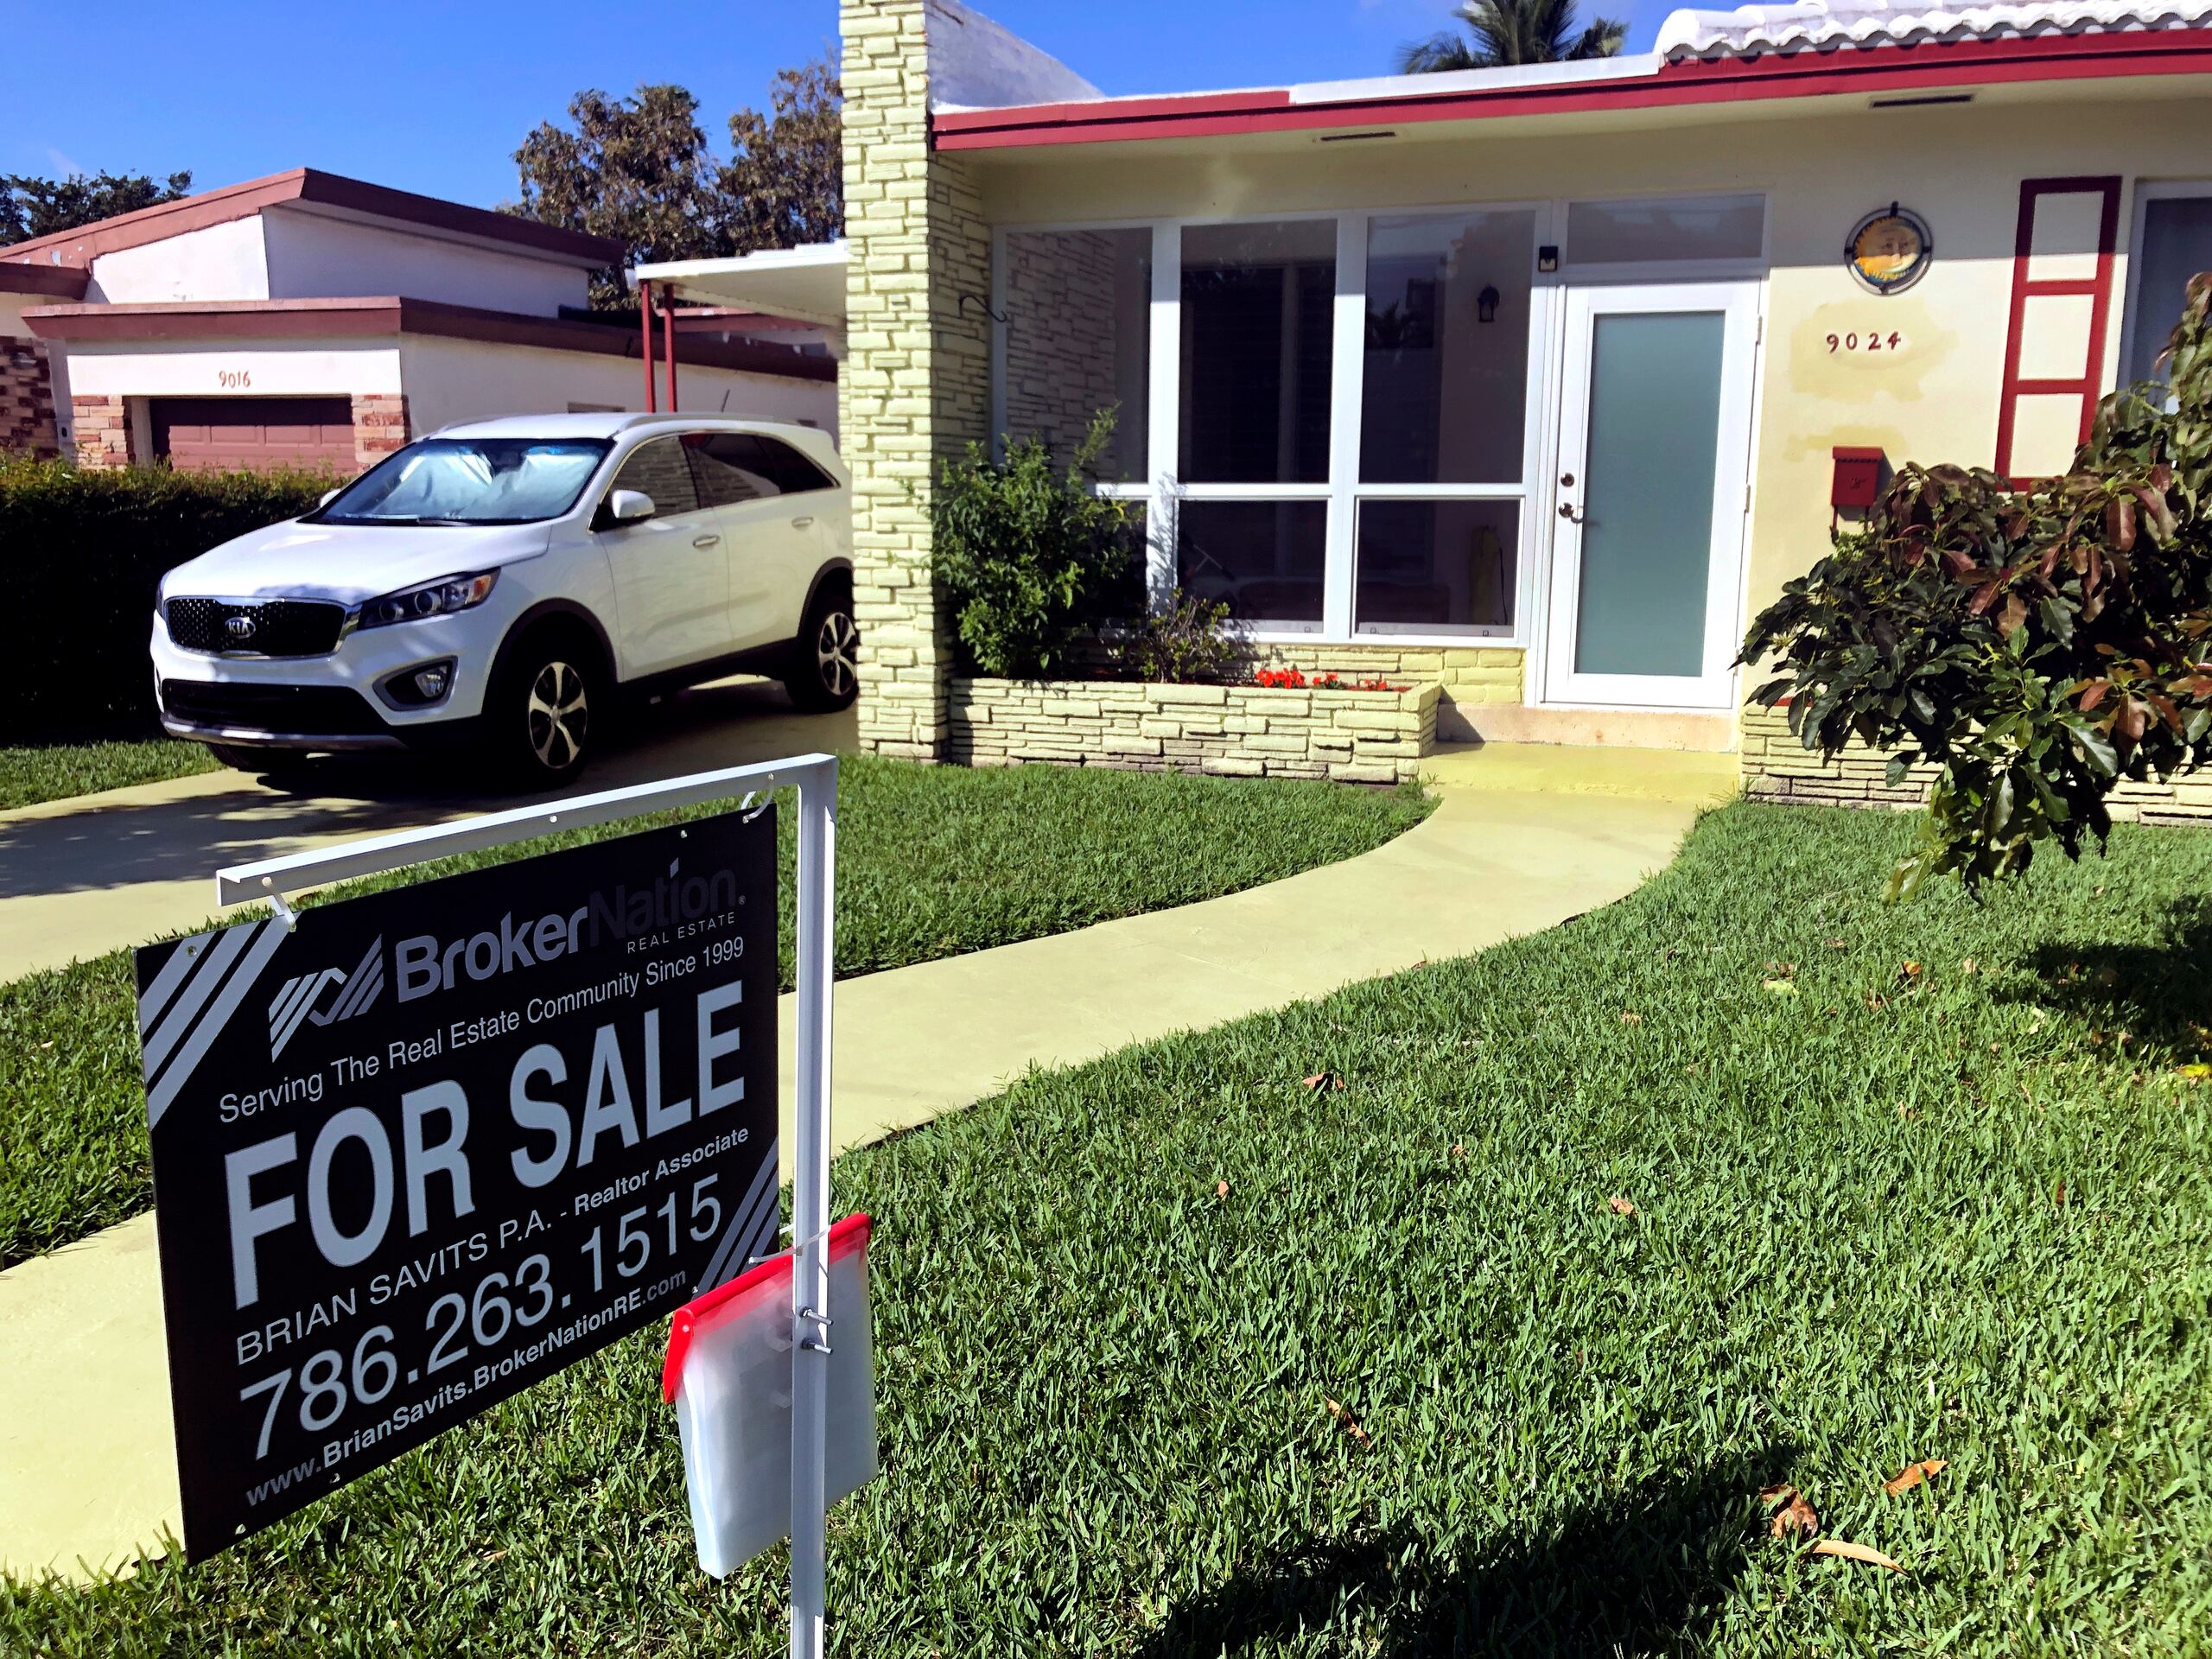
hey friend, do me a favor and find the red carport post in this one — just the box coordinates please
[661,283,680,412]
[640,278,657,411]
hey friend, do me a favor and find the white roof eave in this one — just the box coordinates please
[629,240,849,331]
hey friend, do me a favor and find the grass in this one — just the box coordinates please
[8,799,2212,1653]
[0,736,216,810]
[0,756,1430,1268]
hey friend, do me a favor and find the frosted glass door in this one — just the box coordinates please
[1543,282,1756,709]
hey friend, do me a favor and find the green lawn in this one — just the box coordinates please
[0,737,216,810]
[8,800,2211,1654]
[0,756,1430,1268]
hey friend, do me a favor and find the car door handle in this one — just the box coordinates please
[790,516,815,529]
[692,533,721,548]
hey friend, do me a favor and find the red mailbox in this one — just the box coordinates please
[1831,446,1886,510]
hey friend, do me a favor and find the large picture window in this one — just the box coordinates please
[1176,499,1327,631]
[990,192,1764,646]
[1179,220,1335,485]
[1355,499,1518,634]
[2124,188,2212,392]
[1362,210,1534,485]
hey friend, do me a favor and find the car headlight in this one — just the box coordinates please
[357,570,498,630]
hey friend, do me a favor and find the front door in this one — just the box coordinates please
[1541,281,1758,709]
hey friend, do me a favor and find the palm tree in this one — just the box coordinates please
[1397,0,1629,71]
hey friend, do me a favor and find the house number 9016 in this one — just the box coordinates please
[218,370,251,388]
[1827,331,1904,354]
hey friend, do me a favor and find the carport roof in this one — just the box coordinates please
[631,241,848,332]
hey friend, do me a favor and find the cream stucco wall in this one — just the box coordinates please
[967,85,2212,686]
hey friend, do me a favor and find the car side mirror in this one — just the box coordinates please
[318,488,341,508]
[606,488,656,527]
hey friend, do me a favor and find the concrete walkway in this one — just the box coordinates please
[0,758,1722,1584]
[0,680,853,979]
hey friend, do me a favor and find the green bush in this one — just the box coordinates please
[1103,586,1244,683]
[0,457,334,735]
[929,410,1142,678]
[1741,271,2212,895]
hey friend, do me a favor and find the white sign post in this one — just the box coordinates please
[214,753,841,1657]
[787,760,836,1659]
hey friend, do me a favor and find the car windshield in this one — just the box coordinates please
[315,439,612,525]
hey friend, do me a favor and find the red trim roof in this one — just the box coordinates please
[932,28,2212,150]
[0,168,624,270]
[20,296,837,382]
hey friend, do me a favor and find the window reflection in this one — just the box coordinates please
[1179,220,1335,485]
[1363,211,1535,485]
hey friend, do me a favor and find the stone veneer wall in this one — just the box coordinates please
[842,0,990,760]
[1246,642,1522,743]
[71,394,133,468]
[950,678,1440,784]
[1740,702,2212,824]
[1,336,59,456]
[1000,228,1128,469]
[350,392,410,472]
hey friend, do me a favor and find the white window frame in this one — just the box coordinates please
[2117,179,2212,399]
[1522,189,1770,709]
[987,189,1768,657]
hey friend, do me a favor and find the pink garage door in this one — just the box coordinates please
[150,397,357,473]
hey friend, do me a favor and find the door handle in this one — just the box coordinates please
[790,516,815,529]
[692,533,721,548]
[1557,503,1586,524]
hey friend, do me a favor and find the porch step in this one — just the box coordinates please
[1421,741,1740,806]
[1442,702,1736,752]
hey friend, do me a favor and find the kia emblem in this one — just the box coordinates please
[225,615,257,642]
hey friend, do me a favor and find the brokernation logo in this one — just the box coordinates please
[267,936,385,1059]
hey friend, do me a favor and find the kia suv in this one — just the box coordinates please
[151,414,858,786]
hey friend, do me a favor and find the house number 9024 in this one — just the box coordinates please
[1827,331,1904,354]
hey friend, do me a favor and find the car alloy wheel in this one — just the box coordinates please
[526,659,590,772]
[816,610,858,701]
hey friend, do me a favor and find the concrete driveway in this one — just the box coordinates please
[0,679,855,979]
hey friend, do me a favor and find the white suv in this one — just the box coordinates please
[151,413,858,785]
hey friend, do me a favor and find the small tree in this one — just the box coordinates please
[1741,273,2212,896]
[507,58,841,310]
[1398,0,1626,72]
[931,410,1141,679]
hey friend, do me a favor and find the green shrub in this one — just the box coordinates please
[1103,586,1243,683]
[1740,272,2212,895]
[0,457,334,735]
[929,410,1141,678]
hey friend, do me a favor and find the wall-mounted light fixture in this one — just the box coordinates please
[1477,284,1499,324]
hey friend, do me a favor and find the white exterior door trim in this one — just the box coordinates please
[1539,278,1759,712]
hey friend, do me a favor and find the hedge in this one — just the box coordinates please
[0,457,335,736]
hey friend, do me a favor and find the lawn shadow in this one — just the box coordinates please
[1135,1446,1788,1659]
[2010,893,2212,1053]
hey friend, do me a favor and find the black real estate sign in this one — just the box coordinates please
[133,810,779,1560]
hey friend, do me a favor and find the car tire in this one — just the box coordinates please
[489,627,600,789]
[784,581,859,713]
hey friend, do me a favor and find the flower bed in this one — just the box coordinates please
[949,676,1440,784]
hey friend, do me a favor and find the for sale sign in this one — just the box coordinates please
[133,810,779,1560]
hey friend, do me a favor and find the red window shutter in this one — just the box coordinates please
[1993,175,2121,482]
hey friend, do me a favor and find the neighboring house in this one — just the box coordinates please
[669,0,2212,819]
[0,168,838,473]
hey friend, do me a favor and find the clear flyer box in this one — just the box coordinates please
[661,1212,879,1578]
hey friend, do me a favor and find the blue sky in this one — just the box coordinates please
[10,0,1683,211]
